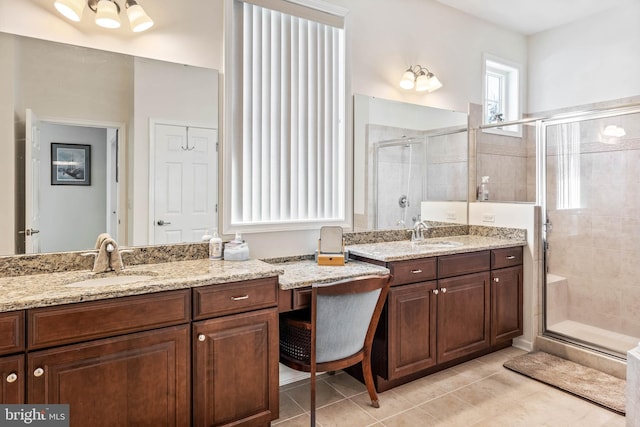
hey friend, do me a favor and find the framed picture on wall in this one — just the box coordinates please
[51,143,91,186]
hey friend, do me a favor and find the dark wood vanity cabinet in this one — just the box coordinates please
[27,326,190,426]
[25,290,191,426]
[491,247,524,345]
[361,246,522,391]
[437,271,490,363]
[0,311,25,404]
[192,277,279,427]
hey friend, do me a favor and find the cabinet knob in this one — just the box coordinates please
[441,287,447,293]
[6,372,17,383]
[432,289,439,295]
[198,334,206,342]
[494,277,500,283]
[33,368,44,377]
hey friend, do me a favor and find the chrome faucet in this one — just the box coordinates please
[411,220,429,242]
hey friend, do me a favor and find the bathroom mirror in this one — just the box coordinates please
[353,94,468,231]
[0,32,219,255]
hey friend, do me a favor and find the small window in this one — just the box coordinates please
[483,54,521,136]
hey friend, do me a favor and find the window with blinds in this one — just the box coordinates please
[225,0,347,231]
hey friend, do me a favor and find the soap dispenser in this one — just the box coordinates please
[478,176,490,201]
[209,229,223,260]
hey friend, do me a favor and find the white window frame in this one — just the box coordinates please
[482,53,522,137]
[223,0,350,234]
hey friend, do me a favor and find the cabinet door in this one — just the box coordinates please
[193,308,278,427]
[437,272,490,363]
[387,281,437,380]
[491,266,523,345]
[28,325,190,427]
[0,354,24,404]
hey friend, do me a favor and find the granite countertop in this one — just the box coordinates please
[0,259,283,312]
[276,260,390,290]
[347,235,526,262]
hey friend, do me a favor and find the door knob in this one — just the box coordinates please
[157,220,172,226]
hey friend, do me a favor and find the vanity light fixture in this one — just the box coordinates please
[53,0,154,32]
[399,65,443,93]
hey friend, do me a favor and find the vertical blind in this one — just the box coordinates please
[231,1,346,226]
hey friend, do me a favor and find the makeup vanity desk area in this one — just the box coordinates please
[276,234,527,392]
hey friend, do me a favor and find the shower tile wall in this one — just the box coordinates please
[427,132,468,201]
[476,129,532,202]
[545,114,640,340]
[366,124,424,230]
[366,124,468,230]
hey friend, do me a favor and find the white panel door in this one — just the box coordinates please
[154,124,218,244]
[24,109,41,253]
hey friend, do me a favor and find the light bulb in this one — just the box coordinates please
[399,70,415,90]
[54,0,86,21]
[127,4,154,32]
[95,0,121,29]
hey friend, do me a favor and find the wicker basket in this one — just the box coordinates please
[279,316,312,363]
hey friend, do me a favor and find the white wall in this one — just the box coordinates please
[528,0,640,112]
[39,123,108,253]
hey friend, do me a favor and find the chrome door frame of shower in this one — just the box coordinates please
[537,104,640,360]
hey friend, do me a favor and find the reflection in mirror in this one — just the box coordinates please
[1,32,219,256]
[354,94,468,231]
[471,103,537,203]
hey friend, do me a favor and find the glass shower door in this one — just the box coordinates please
[542,107,640,358]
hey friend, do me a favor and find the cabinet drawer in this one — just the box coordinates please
[193,277,278,319]
[0,311,24,355]
[389,258,437,285]
[293,288,311,310]
[27,290,191,350]
[491,247,523,269]
[438,251,490,278]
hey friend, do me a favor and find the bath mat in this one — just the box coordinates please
[503,351,626,415]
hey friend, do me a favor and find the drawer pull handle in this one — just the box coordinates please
[33,368,44,377]
[506,255,516,260]
[6,372,17,383]
[231,295,249,301]
[410,269,423,274]
[198,334,206,342]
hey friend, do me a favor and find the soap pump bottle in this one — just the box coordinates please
[479,176,490,201]
[209,229,223,260]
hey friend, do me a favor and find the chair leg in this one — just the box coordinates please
[362,355,380,408]
[310,368,316,426]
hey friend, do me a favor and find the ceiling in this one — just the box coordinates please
[435,0,631,35]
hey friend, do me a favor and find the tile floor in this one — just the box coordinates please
[274,346,626,426]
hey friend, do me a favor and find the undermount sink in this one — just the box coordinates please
[65,273,156,288]
[412,240,464,248]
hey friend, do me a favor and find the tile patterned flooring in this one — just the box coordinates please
[274,347,626,426]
